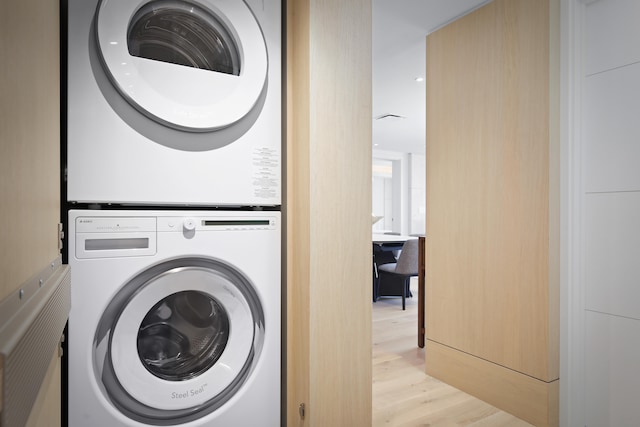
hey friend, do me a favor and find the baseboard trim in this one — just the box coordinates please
[425,340,559,427]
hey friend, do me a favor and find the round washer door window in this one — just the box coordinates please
[93,258,265,424]
[95,0,268,131]
[137,290,230,381]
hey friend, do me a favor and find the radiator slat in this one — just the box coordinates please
[0,256,71,427]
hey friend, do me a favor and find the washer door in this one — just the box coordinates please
[94,258,265,424]
[96,0,267,131]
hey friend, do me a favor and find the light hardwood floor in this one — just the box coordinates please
[372,279,533,427]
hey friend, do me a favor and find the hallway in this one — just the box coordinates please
[372,279,532,426]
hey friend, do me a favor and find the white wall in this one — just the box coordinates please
[573,0,640,424]
[372,149,425,235]
[372,158,393,232]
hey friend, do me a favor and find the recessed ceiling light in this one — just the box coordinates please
[374,114,406,121]
[415,77,424,82]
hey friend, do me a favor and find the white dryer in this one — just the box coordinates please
[67,210,280,426]
[66,0,281,206]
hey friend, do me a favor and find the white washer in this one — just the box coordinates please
[67,0,281,205]
[67,210,280,426]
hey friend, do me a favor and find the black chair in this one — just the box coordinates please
[372,243,397,301]
[376,239,419,310]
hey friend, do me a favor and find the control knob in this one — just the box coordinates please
[183,218,197,231]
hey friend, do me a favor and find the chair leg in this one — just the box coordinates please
[373,276,379,302]
[402,278,410,310]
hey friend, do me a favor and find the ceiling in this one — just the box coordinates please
[372,0,491,155]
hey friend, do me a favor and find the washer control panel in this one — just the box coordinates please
[158,216,278,232]
[76,216,156,233]
[74,216,157,259]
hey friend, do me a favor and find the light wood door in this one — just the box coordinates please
[1,0,61,299]
[1,0,62,423]
[425,0,559,425]
[286,0,373,426]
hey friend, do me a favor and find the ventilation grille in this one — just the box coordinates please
[374,113,406,121]
[0,257,70,427]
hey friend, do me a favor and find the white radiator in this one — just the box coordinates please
[0,256,71,427]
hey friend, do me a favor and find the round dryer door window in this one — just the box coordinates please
[95,0,268,131]
[93,258,265,424]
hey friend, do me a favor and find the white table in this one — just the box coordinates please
[372,233,413,244]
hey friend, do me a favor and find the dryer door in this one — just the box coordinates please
[94,258,265,424]
[95,0,267,131]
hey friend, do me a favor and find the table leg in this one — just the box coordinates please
[418,236,425,348]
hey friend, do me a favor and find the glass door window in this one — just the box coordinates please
[138,290,230,381]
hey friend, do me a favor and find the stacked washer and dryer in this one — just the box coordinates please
[65,0,282,426]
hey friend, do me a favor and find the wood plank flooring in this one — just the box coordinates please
[372,278,533,427]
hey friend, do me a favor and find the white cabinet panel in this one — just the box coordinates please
[586,0,640,76]
[409,154,425,235]
[585,311,640,427]
[410,153,425,187]
[584,64,640,193]
[585,192,640,320]
[409,187,425,235]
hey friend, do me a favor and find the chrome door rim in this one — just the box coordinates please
[93,257,265,425]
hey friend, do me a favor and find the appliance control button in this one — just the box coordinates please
[183,218,197,231]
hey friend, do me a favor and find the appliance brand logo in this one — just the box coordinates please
[171,383,208,400]
[78,219,93,224]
